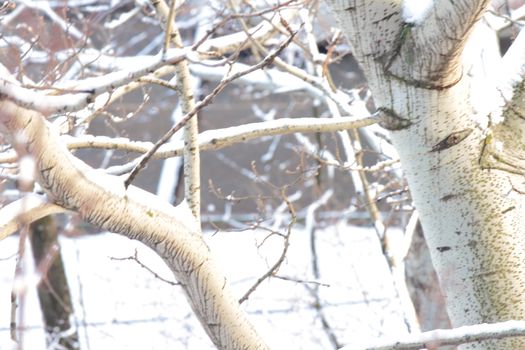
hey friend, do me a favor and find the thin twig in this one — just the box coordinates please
[192,0,298,51]
[162,0,177,56]
[239,188,297,304]
[110,250,180,286]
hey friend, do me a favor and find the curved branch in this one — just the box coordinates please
[0,99,268,350]
[0,194,66,241]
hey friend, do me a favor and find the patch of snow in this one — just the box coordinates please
[402,0,434,25]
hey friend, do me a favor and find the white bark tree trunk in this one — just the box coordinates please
[326,1,525,349]
[0,100,268,350]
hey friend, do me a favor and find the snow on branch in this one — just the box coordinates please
[345,320,525,350]
[124,27,299,187]
[0,98,269,350]
[68,115,378,157]
[0,194,66,240]
[0,48,192,114]
[0,115,378,166]
[195,7,298,55]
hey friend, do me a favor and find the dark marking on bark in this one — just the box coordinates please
[455,230,461,235]
[377,107,411,131]
[40,165,54,183]
[436,246,451,253]
[510,185,525,195]
[475,270,501,278]
[22,115,33,129]
[85,94,94,104]
[380,20,464,92]
[98,213,113,228]
[68,203,79,211]
[372,11,398,24]
[430,128,473,153]
[387,72,464,90]
[501,206,515,214]
[378,23,411,72]
[478,132,491,167]
[440,193,457,202]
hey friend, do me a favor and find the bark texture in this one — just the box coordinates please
[405,223,451,331]
[149,0,201,219]
[326,1,525,349]
[0,100,268,350]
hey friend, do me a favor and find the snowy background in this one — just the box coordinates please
[0,225,407,349]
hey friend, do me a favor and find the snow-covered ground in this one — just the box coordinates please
[0,224,407,349]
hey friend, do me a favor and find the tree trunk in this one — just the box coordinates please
[30,216,79,350]
[326,1,525,349]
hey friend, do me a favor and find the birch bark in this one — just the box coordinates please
[325,1,525,349]
[0,100,268,350]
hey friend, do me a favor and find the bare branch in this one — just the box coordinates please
[67,115,377,157]
[150,0,202,219]
[0,99,269,350]
[0,49,191,114]
[124,28,298,188]
[110,249,180,286]
[0,194,67,241]
[239,188,298,304]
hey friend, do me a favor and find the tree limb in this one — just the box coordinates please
[0,99,269,350]
[149,0,201,220]
[0,194,66,241]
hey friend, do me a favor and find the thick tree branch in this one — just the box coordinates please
[326,2,525,349]
[395,0,491,86]
[0,99,268,350]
